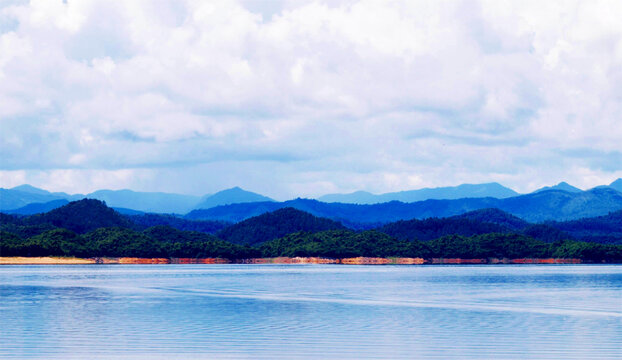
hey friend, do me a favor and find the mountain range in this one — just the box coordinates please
[186,187,622,224]
[0,185,273,214]
[3,199,621,248]
[319,182,519,204]
[1,179,622,221]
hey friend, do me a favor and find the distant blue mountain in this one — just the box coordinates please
[318,190,380,204]
[1,187,66,211]
[193,187,274,210]
[318,183,518,204]
[533,181,582,193]
[3,180,621,218]
[8,184,83,200]
[0,184,275,213]
[87,189,200,214]
[5,199,70,215]
[3,186,206,214]
[1,185,202,213]
[609,178,622,192]
[186,188,622,225]
[9,184,53,196]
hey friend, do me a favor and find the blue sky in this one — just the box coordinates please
[1,0,621,200]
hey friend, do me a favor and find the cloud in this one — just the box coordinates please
[0,0,621,198]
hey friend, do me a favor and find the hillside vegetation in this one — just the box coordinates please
[1,199,621,261]
[259,231,622,262]
[218,207,345,245]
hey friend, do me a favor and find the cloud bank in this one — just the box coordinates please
[1,0,621,198]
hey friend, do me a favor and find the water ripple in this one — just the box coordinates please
[1,264,621,360]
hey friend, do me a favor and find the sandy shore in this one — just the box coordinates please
[0,257,231,265]
[0,257,97,265]
[0,256,584,265]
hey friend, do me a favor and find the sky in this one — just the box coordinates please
[1,0,621,200]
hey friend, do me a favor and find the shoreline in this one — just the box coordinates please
[0,256,594,265]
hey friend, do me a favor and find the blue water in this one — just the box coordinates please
[0,265,621,359]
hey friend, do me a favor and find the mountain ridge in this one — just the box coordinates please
[533,181,582,193]
[0,185,276,213]
[319,182,518,204]
[186,188,622,224]
[194,187,274,209]
[609,178,622,192]
[87,189,200,214]
[3,199,622,246]
[3,179,622,215]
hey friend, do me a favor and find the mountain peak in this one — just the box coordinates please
[534,182,581,193]
[218,186,247,194]
[609,178,622,192]
[194,187,274,210]
[36,199,133,233]
[554,182,581,192]
[319,182,518,204]
[10,184,50,195]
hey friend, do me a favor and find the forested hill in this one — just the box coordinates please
[376,208,622,244]
[377,213,573,243]
[454,208,529,231]
[378,217,513,242]
[217,207,345,245]
[546,210,622,244]
[24,199,133,233]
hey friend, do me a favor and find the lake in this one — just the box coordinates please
[1,264,621,359]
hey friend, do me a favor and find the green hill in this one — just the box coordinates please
[26,199,133,233]
[217,207,345,245]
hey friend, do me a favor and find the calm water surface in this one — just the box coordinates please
[1,264,621,359]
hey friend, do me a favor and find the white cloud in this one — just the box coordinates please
[0,0,621,198]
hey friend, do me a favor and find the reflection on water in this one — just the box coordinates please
[1,265,621,359]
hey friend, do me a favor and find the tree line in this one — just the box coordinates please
[1,226,258,259]
[1,199,621,261]
[2,227,621,262]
